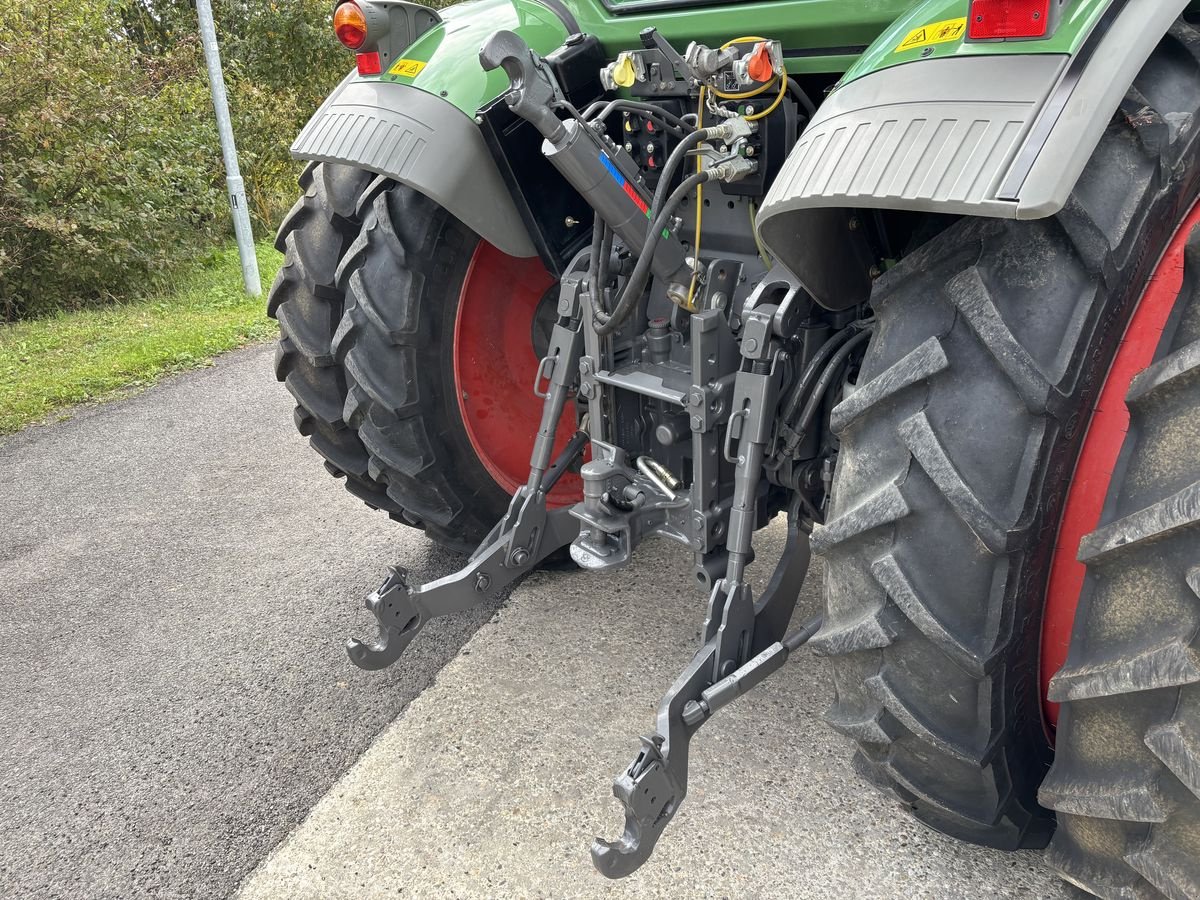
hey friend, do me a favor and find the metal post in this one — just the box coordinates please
[197,0,261,297]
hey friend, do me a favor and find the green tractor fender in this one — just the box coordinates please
[290,0,575,259]
[291,0,926,261]
[758,0,1189,275]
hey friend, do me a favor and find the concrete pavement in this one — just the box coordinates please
[237,527,1068,900]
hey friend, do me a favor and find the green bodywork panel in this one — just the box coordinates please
[370,0,1115,116]
[378,0,569,115]
[841,0,1111,86]
[372,0,918,116]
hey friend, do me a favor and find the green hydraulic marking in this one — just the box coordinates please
[839,0,1113,88]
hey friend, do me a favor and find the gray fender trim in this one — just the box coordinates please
[291,78,536,259]
[758,0,1188,275]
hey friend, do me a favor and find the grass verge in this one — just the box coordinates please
[0,240,282,435]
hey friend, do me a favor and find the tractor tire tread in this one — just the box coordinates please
[819,21,1200,856]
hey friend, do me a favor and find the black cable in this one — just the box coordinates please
[592,170,710,336]
[649,127,712,228]
[785,77,817,119]
[595,224,613,314]
[793,327,872,440]
[776,324,860,432]
[584,99,695,135]
[586,216,604,317]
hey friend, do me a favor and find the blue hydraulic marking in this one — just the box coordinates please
[599,152,624,185]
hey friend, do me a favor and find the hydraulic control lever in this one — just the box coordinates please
[346,252,591,671]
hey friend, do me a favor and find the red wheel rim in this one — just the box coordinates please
[452,242,582,506]
[1041,199,1200,729]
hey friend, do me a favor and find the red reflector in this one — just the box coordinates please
[968,0,1050,39]
[356,50,382,75]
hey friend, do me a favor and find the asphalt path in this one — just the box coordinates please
[0,345,498,899]
[1,343,1072,899]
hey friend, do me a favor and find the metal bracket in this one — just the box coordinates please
[347,249,591,671]
[347,432,587,671]
[593,309,815,877]
[591,511,815,877]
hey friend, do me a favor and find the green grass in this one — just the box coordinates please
[0,240,282,435]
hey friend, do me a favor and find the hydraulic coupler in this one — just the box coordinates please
[479,30,693,303]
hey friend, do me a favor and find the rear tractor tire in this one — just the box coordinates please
[813,21,1200,895]
[269,168,580,551]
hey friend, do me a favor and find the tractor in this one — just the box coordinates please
[267,0,1200,893]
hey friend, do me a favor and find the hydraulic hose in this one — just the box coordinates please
[593,170,710,336]
[595,224,614,314]
[584,99,695,136]
[777,324,861,429]
[785,77,817,119]
[649,127,712,231]
[586,216,605,315]
[792,327,873,440]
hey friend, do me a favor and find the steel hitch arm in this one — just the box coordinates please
[592,305,818,878]
[347,264,590,672]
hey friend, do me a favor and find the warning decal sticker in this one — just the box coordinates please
[894,17,967,53]
[388,58,427,78]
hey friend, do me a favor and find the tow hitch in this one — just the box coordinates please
[591,508,819,877]
[348,27,843,879]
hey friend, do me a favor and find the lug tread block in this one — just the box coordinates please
[944,266,1062,416]
[1039,773,1169,823]
[1127,337,1200,405]
[356,415,436,481]
[864,671,996,767]
[347,265,420,344]
[810,481,909,554]
[282,365,350,430]
[1046,821,1154,900]
[1126,840,1200,900]
[338,320,418,419]
[870,552,1002,678]
[271,255,337,368]
[808,605,895,656]
[1077,479,1200,563]
[897,410,1011,554]
[1145,716,1200,802]
[823,702,901,745]
[1048,638,1200,702]
[829,336,948,434]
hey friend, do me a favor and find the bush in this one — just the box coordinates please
[0,0,348,320]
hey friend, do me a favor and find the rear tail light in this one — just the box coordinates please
[968,0,1051,39]
[334,1,369,50]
